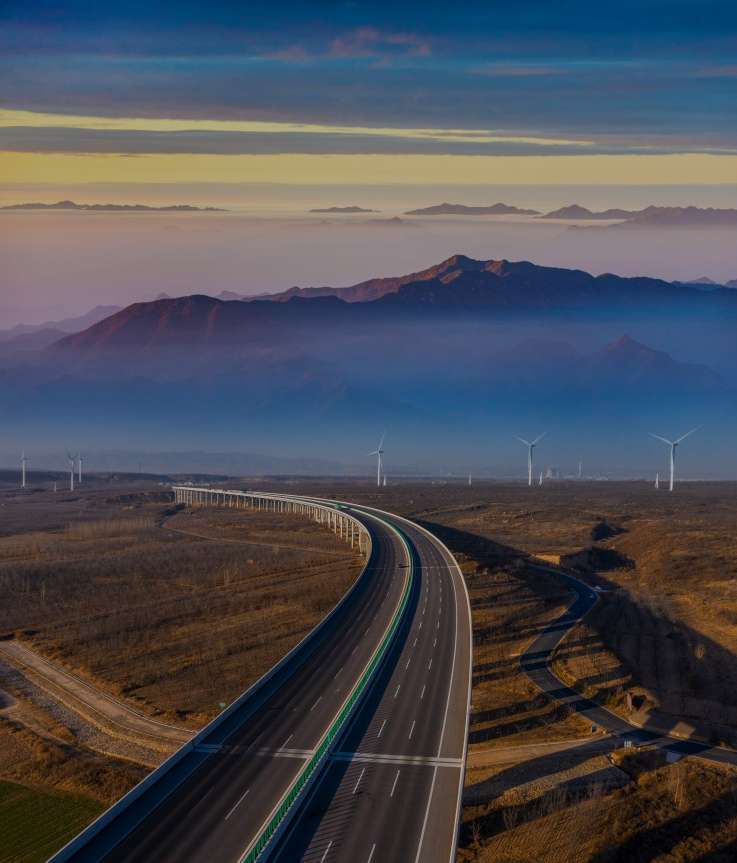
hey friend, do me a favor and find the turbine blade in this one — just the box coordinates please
[515,437,532,447]
[532,431,547,445]
[675,426,701,444]
[377,433,385,450]
[649,434,673,446]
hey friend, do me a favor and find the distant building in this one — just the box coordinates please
[545,466,560,479]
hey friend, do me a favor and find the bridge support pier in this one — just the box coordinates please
[171,486,370,559]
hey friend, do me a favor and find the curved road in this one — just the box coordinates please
[52,495,471,863]
[270,501,471,863]
[521,563,737,768]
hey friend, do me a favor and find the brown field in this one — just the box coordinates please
[0,490,362,724]
[0,479,362,858]
[2,475,737,862]
[255,478,737,861]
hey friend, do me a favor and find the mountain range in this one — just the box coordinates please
[308,206,377,213]
[1,200,226,212]
[541,205,637,220]
[225,253,737,314]
[2,254,735,468]
[390,202,737,225]
[404,203,540,216]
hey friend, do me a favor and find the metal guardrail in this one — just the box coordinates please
[48,490,376,863]
[279,495,473,863]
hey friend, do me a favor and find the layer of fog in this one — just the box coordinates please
[2,207,736,328]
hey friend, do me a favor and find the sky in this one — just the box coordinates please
[1,4,736,474]
[1,0,736,189]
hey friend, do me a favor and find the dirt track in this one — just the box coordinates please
[0,640,193,751]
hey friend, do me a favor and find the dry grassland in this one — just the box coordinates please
[281,479,737,862]
[0,497,361,724]
[0,482,362,859]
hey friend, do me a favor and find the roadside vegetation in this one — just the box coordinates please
[0,480,362,861]
[3,477,737,862]
[0,494,361,724]
[292,479,737,862]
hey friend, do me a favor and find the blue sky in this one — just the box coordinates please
[0,1,735,192]
[1,0,736,150]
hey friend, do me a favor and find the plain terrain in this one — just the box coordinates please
[0,478,361,860]
[2,475,737,862]
[257,478,737,862]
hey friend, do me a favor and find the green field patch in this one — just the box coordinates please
[0,780,102,863]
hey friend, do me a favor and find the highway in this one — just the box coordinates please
[270,503,471,863]
[52,494,471,863]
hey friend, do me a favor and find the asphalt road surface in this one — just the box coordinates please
[56,498,471,863]
[269,505,471,863]
[521,564,737,768]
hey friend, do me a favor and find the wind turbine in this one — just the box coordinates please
[649,427,700,492]
[368,434,385,488]
[516,433,546,487]
[66,450,76,491]
[21,450,27,489]
[655,472,660,490]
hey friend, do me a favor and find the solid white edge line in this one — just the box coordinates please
[48,490,377,863]
[263,504,414,862]
[271,494,473,863]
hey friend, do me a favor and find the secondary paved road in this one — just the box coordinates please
[520,564,737,769]
[53,496,471,863]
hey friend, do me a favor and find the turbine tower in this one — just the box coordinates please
[649,427,700,492]
[66,450,75,491]
[516,433,546,487]
[77,453,83,485]
[368,434,385,488]
[21,450,27,489]
[655,472,659,490]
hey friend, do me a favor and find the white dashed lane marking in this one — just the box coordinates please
[353,767,366,794]
[390,769,400,798]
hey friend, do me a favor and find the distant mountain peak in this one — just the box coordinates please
[604,334,658,356]
[541,204,637,220]
[434,253,486,271]
[0,199,226,212]
[404,202,540,216]
[308,205,377,213]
